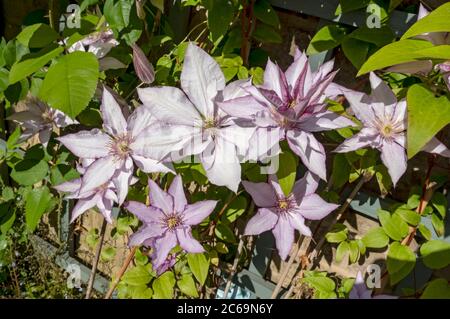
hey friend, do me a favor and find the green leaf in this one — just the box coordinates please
[420,240,450,269]
[152,271,175,299]
[122,265,152,286]
[50,164,80,186]
[407,84,450,157]
[349,26,394,47]
[215,223,236,243]
[402,3,450,40]
[104,0,133,31]
[378,209,409,241]
[325,229,348,243]
[386,242,416,286]
[17,24,59,48]
[177,273,199,297]
[203,0,235,41]
[341,37,370,69]
[9,45,63,84]
[129,285,153,299]
[395,207,421,226]
[431,213,444,237]
[186,252,210,286]
[358,39,433,76]
[0,203,15,234]
[25,186,54,232]
[421,279,450,299]
[303,276,336,293]
[431,193,447,218]
[307,25,348,55]
[336,241,349,263]
[101,246,116,262]
[348,240,359,264]
[276,150,298,197]
[11,159,49,186]
[0,68,8,92]
[361,227,389,249]
[418,223,432,241]
[254,0,280,28]
[223,196,247,223]
[375,164,392,196]
[330,153,351,189]
[338,0,370,13]
[150,0,164,12]
[39,51,99,118]
[252,24,282,44]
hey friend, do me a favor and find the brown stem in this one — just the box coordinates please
[104,246,138,299]
[240,0,255,67]
[85,219,107,299]
[270,236,303,299]
[222,236,245,299]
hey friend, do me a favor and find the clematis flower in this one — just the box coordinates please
[242,172,338,260]
[137,43,255,191]
[124,175,217,268]
[349,271,397,299]
[334,73,450,186]
[8,96,77,146]
[57,88,174,205]
[219,48,355,180]
[151,250,177,276]
[68,28,126,71]
[54,159,118,223]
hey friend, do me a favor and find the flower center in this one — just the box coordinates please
[277,197,294,212]
[203,118,217,129]
[111,134,132,159]
[288,99,297,109]
[165,214,182,230]
[380,124,393,138]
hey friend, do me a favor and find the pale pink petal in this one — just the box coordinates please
[292,171,319,201]
[295,194,338,220]
[180,43,225,118]
[78,156,119,194]
[176,226,205,253]
[369,72,397,105]
[244,207,278,235]
[380,140,407,186]
[152,232,177,268]
[124,201,165,224]
[137,87,202,126]
[53,178,82,193]
[217,96,266,119]
[286,130,327,181]
[334,128,379,153]
[298,111,356,132]
[101,88,128,136]
[168,175,187,213]
[148,178,173,214]
[272,214,295,260]
[263,59,284,99]
[112,157,133,205]
[183,200,218,225]
[287,213,312,236]
[127,105,157,138]
[200,137,241,192]
[131,154,174,174]
[242,180,277,207]
[246,127,283,161]
[57,129,111,158]
[129,225,165,247]
[70,195,99,223]
[99,57,126,71]
[131,124,196,160]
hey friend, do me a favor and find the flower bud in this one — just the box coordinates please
[132,44,155,84]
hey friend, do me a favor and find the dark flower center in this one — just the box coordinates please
[277,197,294,212]
[165,214,182,230]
